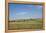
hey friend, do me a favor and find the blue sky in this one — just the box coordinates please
[9,4,42,20]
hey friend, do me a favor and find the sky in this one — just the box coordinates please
[8,4,43,20]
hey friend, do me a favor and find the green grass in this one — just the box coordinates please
[8,19,43,30]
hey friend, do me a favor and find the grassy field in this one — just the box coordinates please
[8,18,43,30]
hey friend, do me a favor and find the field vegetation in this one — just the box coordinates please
[8,18,43,30]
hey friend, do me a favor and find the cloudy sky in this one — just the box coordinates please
[8,4,42,20]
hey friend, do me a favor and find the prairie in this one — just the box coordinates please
[8,18,43,30]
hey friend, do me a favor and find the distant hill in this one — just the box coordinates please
[8,18,42,22]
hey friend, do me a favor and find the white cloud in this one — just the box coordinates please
[39,6,43,7]
[35,5,42,8]
[16,12,27,16]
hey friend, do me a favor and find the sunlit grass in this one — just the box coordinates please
[8,19,43,30]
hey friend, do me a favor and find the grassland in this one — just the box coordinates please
[8,18,44,30]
